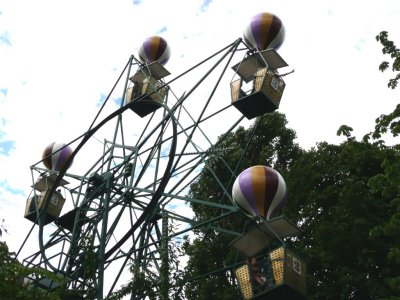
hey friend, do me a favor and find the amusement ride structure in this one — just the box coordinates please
[18,12,306,300]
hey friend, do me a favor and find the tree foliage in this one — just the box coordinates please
[108,222,186,300]
[285,134,400,299]
[0,218,8,238]
[369,32,400,142]
[182,112,400,299]
[376,31,400,90]
[0,241,66,300]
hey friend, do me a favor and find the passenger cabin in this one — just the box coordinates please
[230,49,289,119]
[126,61,170,117]
[24,174,68,225]
[55,172,113,232]
[231,216,307,300]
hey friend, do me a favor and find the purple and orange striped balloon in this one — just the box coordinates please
[42,142,73,172]
[243,12,285,51]
[138,36,171,66]
[232,165,287,219]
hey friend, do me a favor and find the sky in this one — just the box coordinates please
[0,0,399,294]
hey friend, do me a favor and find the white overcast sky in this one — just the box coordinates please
[0,0,399,268]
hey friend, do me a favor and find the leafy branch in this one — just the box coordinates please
[376,31,400,89]
[359,32,400,142]
[0,218,8,238]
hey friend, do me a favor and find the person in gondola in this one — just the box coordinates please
[250,257,266,286]
[132,80,142,99]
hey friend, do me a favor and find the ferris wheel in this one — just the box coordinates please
[17,12,304,300]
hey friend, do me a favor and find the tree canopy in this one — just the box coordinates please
[371,31,400,141]
[0,241,66,300]
[285,135,400,299]
[376,31,400,90]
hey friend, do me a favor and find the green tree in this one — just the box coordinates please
[108,222,186,300]
[181,115,400,299]
[285,130,400,299]
[371,32,400,141]
[0,218,8,237]
[376,31,400,90]
[0,241,65,300]
[367,149,400,295]
[356,33,400,295]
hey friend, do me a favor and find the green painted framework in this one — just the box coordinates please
[17,37,281,299]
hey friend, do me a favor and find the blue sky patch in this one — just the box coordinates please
[113,96,122,106]
[0,180,25,196]
[167,203,177,210]
[0,88,8,97]
[0,31,11,46]
[161,145,171,158]
[97,94,122,107]
[97,94,107,107]
[200,0,212,12]
[157,27,167,34]
[0,140,15,155]
[355,38,366,51]
[132,0,142,5]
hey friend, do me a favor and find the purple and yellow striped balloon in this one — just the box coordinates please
[42,142,73,172]
[243,12,285,51]
[232,165,287,219]
[138,36,171,66]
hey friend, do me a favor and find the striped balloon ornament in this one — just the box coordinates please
[138,36,171,66]
[232,165,287,219]
[42,142,73,172]
[243,12,285,51]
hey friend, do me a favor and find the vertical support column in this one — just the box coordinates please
[97,173,112,300]
[160,210,169,300]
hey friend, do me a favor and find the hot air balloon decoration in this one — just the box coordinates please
[243,12,285,51]
[232,165,287,219]
[127,36,171,118]
[42,142,74,172]
[138,36,171,66]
